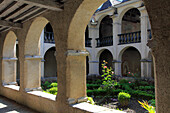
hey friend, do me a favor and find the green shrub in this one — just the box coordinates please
[118,92,131,107]
[87,97,95,105]
[51,83,58,87]
[87,84,101,90]
[49,87,58,95]
[42,81,51,89]
[119,79,129,84]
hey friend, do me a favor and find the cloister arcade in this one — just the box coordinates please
[0,0,169,113]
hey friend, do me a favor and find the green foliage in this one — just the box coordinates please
[148,99,156,107]
[119,79,129,84]
[87,84,101,90]
[118,92,131,107]
[42,81,51,89]
[49,87,58,95]
[50,83,58,87]
[138,100,156,113]
[87,97,95,105]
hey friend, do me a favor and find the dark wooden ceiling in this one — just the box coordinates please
[0,0,64,33]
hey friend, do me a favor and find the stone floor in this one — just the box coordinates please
[0,95,38,113]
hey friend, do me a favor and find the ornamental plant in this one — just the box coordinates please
[127,72,139,78]
[138,100,156,113]
[101,60,115,94]
[118,92,131,107]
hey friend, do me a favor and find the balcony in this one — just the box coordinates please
[44,32,55,43]
[96,36,113,47]
[118,31,141,45]
[85,38,92,47]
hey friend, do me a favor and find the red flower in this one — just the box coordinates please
[129,82,131,84]
[104,66,107,68]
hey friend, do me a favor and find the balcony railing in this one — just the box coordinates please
[96,36,113,47]
[118,31,141,45]
[44,32,55,43]
[85,38,92,47]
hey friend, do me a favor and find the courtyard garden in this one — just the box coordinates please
[41,61,155,113]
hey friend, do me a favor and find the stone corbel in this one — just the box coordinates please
[65,50,89,56]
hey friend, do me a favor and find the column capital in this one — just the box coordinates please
[2,57,18,61]
[65,50,89,56]
[140,59,152,62]
[25,55,43,60]
[112,60,121,63]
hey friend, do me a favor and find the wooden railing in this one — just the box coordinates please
[44,32,55,43]
[96,36,113,47]
[118,31,141,45]
[85,38,92,47]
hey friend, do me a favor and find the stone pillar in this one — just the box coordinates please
[88,24,99,48]
[147,59,152,78]
[140,59,149,78]
[2,57,17,85]
[140,7,149,58]
[113,60,121,76]
[88,60,99,77]
[66,50,88,104]
[24,55,42,91]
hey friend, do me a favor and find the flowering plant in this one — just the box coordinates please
[101,60,116,93]
[127,72,139,78]
[138,100,156,113]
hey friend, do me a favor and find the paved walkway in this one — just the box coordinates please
[0,95,38,113]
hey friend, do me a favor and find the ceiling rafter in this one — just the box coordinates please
[14,0,63,11]
[0,19,22,29]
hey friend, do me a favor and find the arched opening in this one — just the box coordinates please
[44,47,57,78]
[122,8,141,34]
[121,47,141,77]
[97,15,113,47]
[2,31,18,86]
[99,49,114,75]
[119,8,141,44]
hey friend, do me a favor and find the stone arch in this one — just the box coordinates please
[120,47,141,77]
[25,17,49,56]
[118,6,142,24]
[3,31,17,58]
[24,17,56,90]
[68,0,107,50]
[43,45,56,57]
[44,47,57,78]
[118,46,142,61]
[2,31,18,85]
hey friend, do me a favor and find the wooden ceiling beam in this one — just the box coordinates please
[14,0,63,11]
[0,19,22,29]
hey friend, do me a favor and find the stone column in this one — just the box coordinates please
[113,60,121,76]
[88,60,99,77]
[140,59,149,78]
[88,24,100,77]
[147,59,152,78]
[66,50,88,104]
[140,7,149,59]
[2,57,18,85]
[112,15,121,76]
[24,55,42,91]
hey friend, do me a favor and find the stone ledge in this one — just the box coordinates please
[3,85,20,91]
[25,55,43,60]
[27,91,56,101]
[72,102,126,113]
[2,57,18,61]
